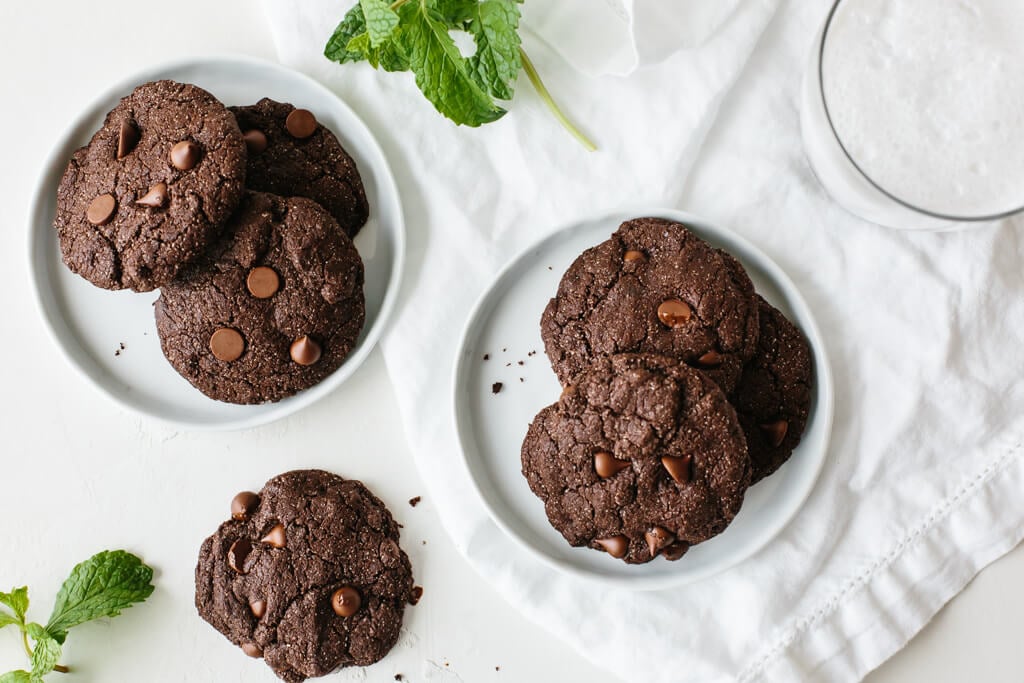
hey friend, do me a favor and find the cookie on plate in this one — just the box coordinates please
[230,99,369,238]
[521,353,751,564]
[196,470,415,682]
[541,217,760,393]
[154,191,365,404]
[54,80,247,291]
[733,296,813,483]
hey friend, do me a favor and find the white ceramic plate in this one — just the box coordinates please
[453,208,834,590]
[28,56,404,431]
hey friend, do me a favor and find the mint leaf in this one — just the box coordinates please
[0,613,19,630]
[45,551,154,644]
[360,0,400,47]
[29,636,60,678]
[0,671,32,683]
[435,0,477,26]
[325,4,369,64]
[0,588,29,621]
[398,1,505,126]
[468,0,522,100]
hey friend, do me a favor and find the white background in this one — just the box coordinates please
[0,1,1022,681]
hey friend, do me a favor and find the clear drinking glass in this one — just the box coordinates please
[800,0,1024,231]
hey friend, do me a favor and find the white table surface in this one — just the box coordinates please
[1,1,1021,681]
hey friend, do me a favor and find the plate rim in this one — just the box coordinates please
[27,54,406,432]
[451,206,835,591]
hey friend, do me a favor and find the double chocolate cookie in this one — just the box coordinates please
[541,217,760,393]
[196,470,415,682]
[521,354,750,564]
[54,80,247,291]
[734,297,813,482]
[154,191,365,404]
[230,99,369,238]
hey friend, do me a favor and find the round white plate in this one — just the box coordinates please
[453,208,834,590]
[28,56,404,431]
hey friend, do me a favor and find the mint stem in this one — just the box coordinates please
[519,47,597,152]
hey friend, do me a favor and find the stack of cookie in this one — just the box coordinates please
[521,217,813,564]
[53,80,368,404]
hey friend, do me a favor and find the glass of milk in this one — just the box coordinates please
[800,0,1024,230]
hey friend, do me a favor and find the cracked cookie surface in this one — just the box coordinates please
[230,99,369,238]
[196,470,414,682]
[541,217,760,393]
[154,192,364,404]
[733,296,813,483]
[54,80,246,291]
[521,353,750,564]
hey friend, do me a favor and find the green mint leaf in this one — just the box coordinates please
[29,635,60,678]
[325,4,369,64]
[0,613,19,630]
[0,670,32,683]
[398,0,505,126]
[434,0,477,26]
[24,623,46,640]
[468,0,522,100]
[0,588,29,621]
[360,0,400,47]
[45,551,154,644]
[349,28,411,72]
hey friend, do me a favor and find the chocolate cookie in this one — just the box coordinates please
[154,192,365,404]
[196,470,415,682]
[541,218,760,393]
[54,80,247,291]
[734,297,813,483]
[230,99,369,238]
[521,353,750,564]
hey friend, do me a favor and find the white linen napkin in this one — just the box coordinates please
[260,1,1024,680]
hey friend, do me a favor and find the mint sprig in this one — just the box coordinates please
[1,551,154,681]
[325,0,596,150]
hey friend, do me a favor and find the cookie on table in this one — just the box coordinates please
[521,353,751,564]
[230,99,369,238]
[54,80,247,291]
[733,296,813,483]
[196,470,415,682]
[154,192,365,404]
[541,217,760,393]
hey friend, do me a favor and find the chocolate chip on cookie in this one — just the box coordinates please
[54,80,247,291]
[230,99,369,238]
[541,218,760,393]
[154,192,365,404]
[196,470,415,682]
[521,353,751,564]
[733,296,813,483]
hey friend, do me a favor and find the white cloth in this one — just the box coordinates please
[261,1,1024,680]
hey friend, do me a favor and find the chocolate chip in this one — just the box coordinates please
[645,526,674,558]
[594,451,630,478]
[657,299,691,327]
[117,119,139,159]
[170,140,202,170]
[135,182,168,208]
[491,382,503,394]
[595,535,628,558]
[242,129,268,154]
[260,523,286,549]
[410,585,424,605]
[249,599,266,618]
[760,420,789,448]
[697,350,722,367]
[623,249,646,262]
[241,642,263,658]
[231,491,260,520]
[289,335,321,366]
[246,266,279,299]
[331,586,362,617]
[285,109,318,139]
[662,454,693,485]
[227,538,254,574]
[86,193,116,226]
[210,328,244,362]
[663,540,689,561]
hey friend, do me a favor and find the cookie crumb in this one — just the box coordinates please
[421,540,426,545]
[491,382,503,394]
[483,353,490,361]
[528,350,536,356]
[496,666,501,671]
[119,342,125,350]
[517,360,524,366]
[395,675,404,681]
[502,347,507,352]
[114,349,121,357]
[547,266,553,270]
[519,378,524,383]
[409,496,421,507]
[410,586,424,605]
